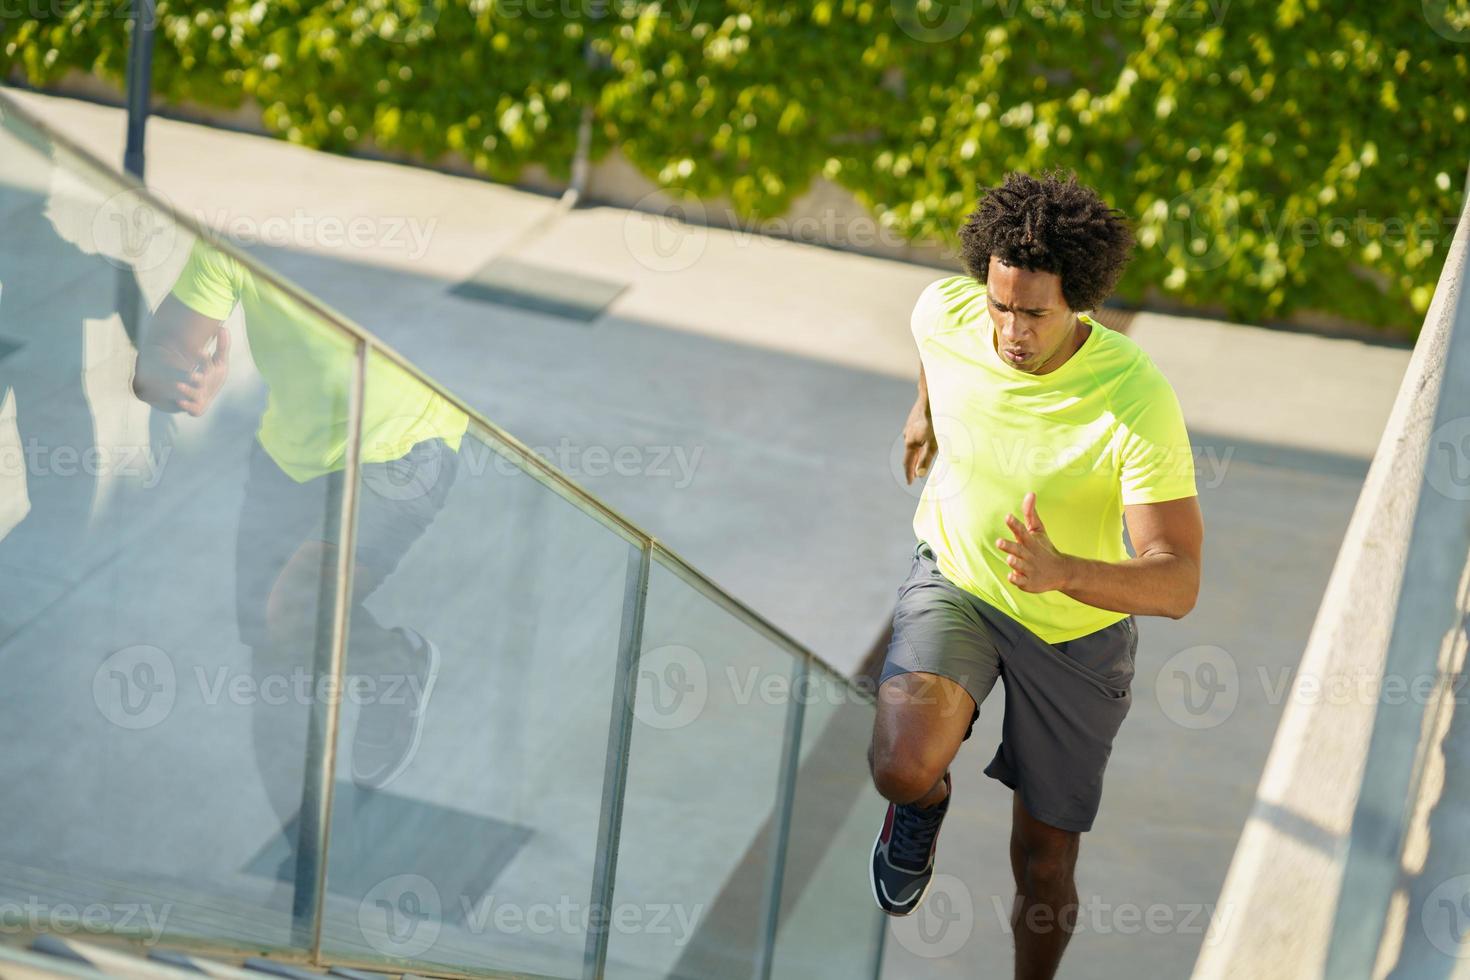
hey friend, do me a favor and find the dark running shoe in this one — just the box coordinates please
[351,628,440,790]
[870,773,951,916]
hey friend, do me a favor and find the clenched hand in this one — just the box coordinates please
[174,326,231,417]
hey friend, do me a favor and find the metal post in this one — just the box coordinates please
[582,542,652,979]
[122,0,156,180]
[871,904,888,980]
[291,340,368,953]
[753,654,809,980]
[115,0,155,343]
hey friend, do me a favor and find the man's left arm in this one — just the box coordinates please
[998,492,1203,619]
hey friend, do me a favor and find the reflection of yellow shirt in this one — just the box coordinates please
[170,240,467,482]
[911,276,1197,643]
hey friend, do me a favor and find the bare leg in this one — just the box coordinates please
[1010,794,1081,980]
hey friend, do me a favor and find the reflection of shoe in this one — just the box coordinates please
[351,628,440,790]
[870,773,951,916]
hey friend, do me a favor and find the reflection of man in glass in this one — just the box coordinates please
[132,237,468,811]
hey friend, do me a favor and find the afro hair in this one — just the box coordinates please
[958,170,1135,312]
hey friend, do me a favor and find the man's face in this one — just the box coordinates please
[984,257,1079,375]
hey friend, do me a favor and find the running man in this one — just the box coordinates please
[868,171,1203,979]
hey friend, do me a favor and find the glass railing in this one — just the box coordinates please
[0,87,884,979]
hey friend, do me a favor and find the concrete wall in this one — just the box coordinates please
[1190,199,1470,978]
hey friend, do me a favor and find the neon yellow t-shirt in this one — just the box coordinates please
[911,275,1197,643]
[170,239,467,482]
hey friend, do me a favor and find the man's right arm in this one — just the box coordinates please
[902,361,937,484]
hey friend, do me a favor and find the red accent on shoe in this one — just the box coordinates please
[880,803,896,844]
[928,774,952,861]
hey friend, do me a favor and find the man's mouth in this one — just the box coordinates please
[1003,348,1030,365]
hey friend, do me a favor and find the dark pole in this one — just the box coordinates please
[122,0,155,179]
[117,0,156,343]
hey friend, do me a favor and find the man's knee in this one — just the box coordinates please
[868,672,973,805]
[1016,823,1079,894]
[868,741,948,805]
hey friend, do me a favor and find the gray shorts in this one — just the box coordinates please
[235,437,459,650]
[879,540,1138,833]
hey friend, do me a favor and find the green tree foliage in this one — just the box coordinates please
[5,0,1466,333]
